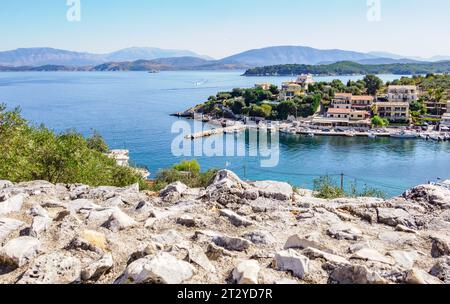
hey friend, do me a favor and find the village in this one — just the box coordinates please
[181,74,450,141]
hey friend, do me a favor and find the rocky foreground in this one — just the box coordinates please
[1,171,450,284]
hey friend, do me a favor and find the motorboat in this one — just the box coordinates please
[391,131,418,139]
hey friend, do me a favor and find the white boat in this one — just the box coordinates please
[345,131,356,137]
[306,132,315,138]
[368,133,377,139]
[391,131,418,139]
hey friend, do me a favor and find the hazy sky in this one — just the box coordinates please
[1,0,449,59]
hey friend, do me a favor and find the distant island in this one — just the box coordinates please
[2,60,450,76]
[1,45,450,73]
[244,61,450,76]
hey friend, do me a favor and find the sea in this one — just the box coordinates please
[1,71,449,197]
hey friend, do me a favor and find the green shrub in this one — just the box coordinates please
[151,160,217,191]
[0,104,149,190]
[313,176,345,199]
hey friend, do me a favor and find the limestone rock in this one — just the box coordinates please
[0,181,13,189]
[351,248,395,265]
[0,194,26,215]
[208,170,247,190]
[115,253,194,284]
[303,247,350,266]
[212,235,251,252]
[232,260,260,284]
[250,181,293,201]
[0,218,25,242]
[430,235,450,258]
[220,209,253,227]
[102,209,138,232]
[68,199,101,213]
[404,184,450,209]
[389,251,419,269]
[68,230,108,253]
[430,257,450,283]
[242,231,274,245]
[273,249,310,279]
[18,252,82,284]
[284,233,329,251]
[81,253,114,281]
[206,243,235,261]
[327,223,362,241]
[405,269,443,284]
[160,182,188,198]
[0,236,41,267]
[330,265,388,284]
[177,214,197,227]
[187,245,216,273]
[377,208,415,228]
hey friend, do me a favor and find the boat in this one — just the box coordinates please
[306,132,315,138]
[391,131,418,139]
[345,131,356,137]
[368,133,377,139]
[148,70,159,74]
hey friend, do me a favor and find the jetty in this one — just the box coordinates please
[185,125,247,140]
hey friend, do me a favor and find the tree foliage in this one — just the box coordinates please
[0,104,148,189]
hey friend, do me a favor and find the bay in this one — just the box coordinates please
[0,71,448,197]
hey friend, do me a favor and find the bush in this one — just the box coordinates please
[173,160,201,174]
[313,175,386,199]
[151,160,218,191]
[313,176,345,199]
[0,104,149,190]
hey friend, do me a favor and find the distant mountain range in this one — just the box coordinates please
[0,45,449,71]
[0,47,211,67]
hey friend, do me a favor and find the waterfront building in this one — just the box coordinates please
[351,95,374,111]
[331,93,353,109]
[295,74,315,91]
[327,108,351,119]
[388,85,418,102]
[280,82,303,100]
[375,101,410,123]
[350,110,370,120]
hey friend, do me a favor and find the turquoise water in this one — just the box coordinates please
[0,71,449,196]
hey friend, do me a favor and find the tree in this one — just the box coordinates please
[277,100,297,120]
[173,160,201,174]
[363,75,383,95]
[243,90,258,105]
[231,99,246,115]
[269,85,280,95]
[87,132,109,153]
[372,115,389,127]
[260,104,273,118]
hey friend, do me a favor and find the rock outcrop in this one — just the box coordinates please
[0,171,449,284]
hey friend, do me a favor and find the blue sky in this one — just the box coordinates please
[0,0,449,58]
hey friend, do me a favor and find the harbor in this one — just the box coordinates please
[184,117,450,141]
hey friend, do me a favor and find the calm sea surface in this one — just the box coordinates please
[0,71,449,196]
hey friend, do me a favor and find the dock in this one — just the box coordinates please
[297,131,391,137]
[185,125,247,140]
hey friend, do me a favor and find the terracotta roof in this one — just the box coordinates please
[327,108,351,114]
[334,93,353,98]
[351,95,374,101]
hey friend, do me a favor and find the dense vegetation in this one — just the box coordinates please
[195,86,321,120]
[244,61,450,76]
[151,160,217,191]
[0,104,149,189]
